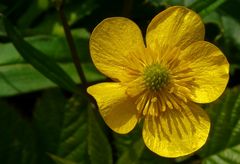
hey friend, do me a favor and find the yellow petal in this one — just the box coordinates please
[90,17,145,81]
[146,6,204,50]
[180,41,229,103]
[143,102,210,157]
[87,83,138,134]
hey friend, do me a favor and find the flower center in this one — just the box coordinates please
[143,63,169,91]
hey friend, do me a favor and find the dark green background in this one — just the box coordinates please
[0,0,240,163]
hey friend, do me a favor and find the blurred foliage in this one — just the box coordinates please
[0,0,240,163]
[200,87,240,163]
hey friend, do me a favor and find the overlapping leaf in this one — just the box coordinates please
[0,20,105,97]
[2,16,79,93]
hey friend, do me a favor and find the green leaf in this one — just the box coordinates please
[0,100,53,164]
[139,149,171,164]
[0,63,104,97]
[222,15,240,51]
[199,87,240,163]
[189,0,226,17]
[112,124,144,159]
[145,0,185,7]
[219,0,240,22]
[0,28,91,65]
[17,0,50,28]
[203,11,223,28]
[48,154,78,164]
[0,3,7,13]
[0,100,25,164]
[31,0,98,35]
[56,96,112,164]
[113,124,171,164]
[115,137,171,164]
[0,16,6,36]
[3,89,112,164]
[116,138,145,164]
[2,15,78,93]
[0,29,105,97]
[33,89,67,153]
[203,12,240,66]
[219,15,240,66]
[203,145,240,164]
[33,90,112,164]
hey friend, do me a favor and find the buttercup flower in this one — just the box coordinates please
[87,6,229,157]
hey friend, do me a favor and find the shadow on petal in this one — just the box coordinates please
[142,102,210,157]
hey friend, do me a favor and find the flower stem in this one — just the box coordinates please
[57,2,87,88]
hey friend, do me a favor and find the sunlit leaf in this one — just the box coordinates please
[0,63,104,97]
[0,30,91,65]
[3,16,78,93]
[0,28,105,97]
[0,11,106,96]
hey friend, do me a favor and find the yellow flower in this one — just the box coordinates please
[87,6,229,157]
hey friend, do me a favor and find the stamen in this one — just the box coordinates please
[143,63,170,92]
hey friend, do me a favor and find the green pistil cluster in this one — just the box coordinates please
[143,63,169,92]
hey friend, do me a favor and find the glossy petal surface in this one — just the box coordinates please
[181,41,229,103]
[143,102,210,157]
[146,6,204,50]
[90,17,145,81]
[87,83,138,134]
